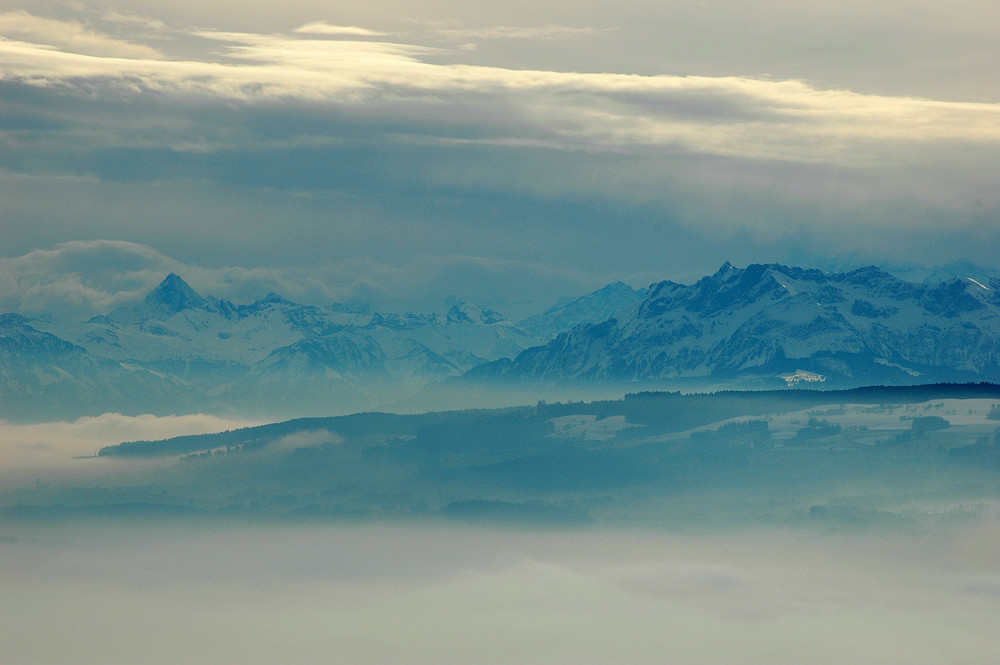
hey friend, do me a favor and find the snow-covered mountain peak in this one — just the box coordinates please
[919,277,991,317]
[589,281,637,300]
[713,261,738,280]
[469,261,1000,387]
[145,273,207,314]
[259,292,290,305]
[106,273,210,325]
[9,259,1000,420]
[447,301,507,326]
[838,265,898,288]
[0,313,36,339]
[679,263,788,316]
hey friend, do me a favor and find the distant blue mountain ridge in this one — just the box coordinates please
[3,263,999,421]
[463,262,1000,388]
[1,272,645,420]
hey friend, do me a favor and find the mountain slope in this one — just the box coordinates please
[468,263,1000,386]
[11,264,1000,420]
[518,281,648,340]
[10,275,554,418]
[0,314,194,420]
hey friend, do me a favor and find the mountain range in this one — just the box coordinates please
[467,262,1000,388]
[2,273,645,420]
[3,262,999,421]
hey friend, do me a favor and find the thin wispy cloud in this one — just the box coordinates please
[428,24,612,41]
[0,11,163,59]
[293,22,387,37]
[99,10,170,33]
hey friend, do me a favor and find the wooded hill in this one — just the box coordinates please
[6,383,1000,529]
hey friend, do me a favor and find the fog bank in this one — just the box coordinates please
[2,522,999,665]
[0,413,261,487]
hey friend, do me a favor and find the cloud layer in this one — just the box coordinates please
[3,15,997,162]
[1,3,998,309]
[0,240,616,320]
[0,411,262,486]
[3,522,1000,665]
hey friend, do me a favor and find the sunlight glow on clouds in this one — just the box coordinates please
[293,22,387,37]
[1,13,997,166]
[1,4,998,292]
[0,11,163,59]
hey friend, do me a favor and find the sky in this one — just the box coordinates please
[1,0,999,316]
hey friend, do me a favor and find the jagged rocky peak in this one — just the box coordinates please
[145,273,208,313]
[258,292,291,305]
[701,262,770,288]
[681,262,787,315]
[839,265,897,286]
[0,312,30,328]
[920,277,988,317]
[705,260,797,282]
[467,259,1000,386]
[645,263,798,307]
[103,273,215,325]
[447,301,506,325]
[714,260,738,280]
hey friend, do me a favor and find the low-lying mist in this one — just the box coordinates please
[0,412,262,488]
[2,520,999,665]
[3,388,1000,664]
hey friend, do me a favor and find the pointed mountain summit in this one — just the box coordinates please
[144,273,208,315]
[108,273,209,324]
[447,301,507,325]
